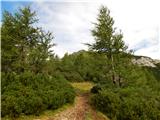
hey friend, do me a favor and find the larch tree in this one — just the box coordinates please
[87,6,131,86]
[1,6,55,74]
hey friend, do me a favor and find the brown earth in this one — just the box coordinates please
[46,93,108,120]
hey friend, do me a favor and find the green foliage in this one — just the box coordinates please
[91,90,121,119]
[59,50,134,85]
[1,6,54,74]
[90,85,102,94]
[91,66,160,120]
[86,5,132,85]
[1,6,74,118]
[62,71,84,82]
[89,5,128,54]
[2,5,160,120]
[1,72,75,117]
[91,88,160,120]
[59,50,109,82]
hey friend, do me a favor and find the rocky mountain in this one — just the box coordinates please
[132,56,160,68]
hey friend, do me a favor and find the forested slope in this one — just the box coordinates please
[1,5,160,120]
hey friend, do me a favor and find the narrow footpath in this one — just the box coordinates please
[48,82,109,120]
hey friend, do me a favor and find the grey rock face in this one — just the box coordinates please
[132,56,160,67]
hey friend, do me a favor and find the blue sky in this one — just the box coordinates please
[1,0,160,59]
[1,1,31,20]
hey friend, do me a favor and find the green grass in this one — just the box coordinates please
[85,108,110,120]
[97,111,110,120]
[70,82,94,94]
[71,82,94,91]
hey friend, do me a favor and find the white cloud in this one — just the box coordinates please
[32,2,98,57]
[31,0,160,59]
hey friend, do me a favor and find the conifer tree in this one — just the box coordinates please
[1,6,54,74]
[88,6,131,85]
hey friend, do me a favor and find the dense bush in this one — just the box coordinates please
[59,50,109,82]
[90,85,102,93]
[62,71,84,82]
[91,66,160,120]
[91,87,160,120]
[1,72,75,117]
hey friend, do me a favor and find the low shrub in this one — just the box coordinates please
[91,90,121,119]
[91,87,160,120]
[62,71,84,82]
[1,72,75,117]
[90,85,102,93]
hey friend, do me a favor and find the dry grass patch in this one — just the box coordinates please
[70,82,94,92]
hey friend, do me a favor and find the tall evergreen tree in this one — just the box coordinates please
[88,6,131,85]
[1,6,55,74]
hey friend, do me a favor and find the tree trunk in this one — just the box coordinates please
[111,54,116,84]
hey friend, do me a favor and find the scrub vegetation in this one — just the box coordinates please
[1,5,160,120]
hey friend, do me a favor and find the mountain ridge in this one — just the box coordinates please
[132,56,160,68]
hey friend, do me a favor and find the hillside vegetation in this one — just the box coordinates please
[1,7,75,118]
[1,5,160,120]
[1,72,75,117]
[57,49,160,119]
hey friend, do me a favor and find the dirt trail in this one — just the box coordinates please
[48,93,107,120]
[36,82,109,120]
[4,82,108,120]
